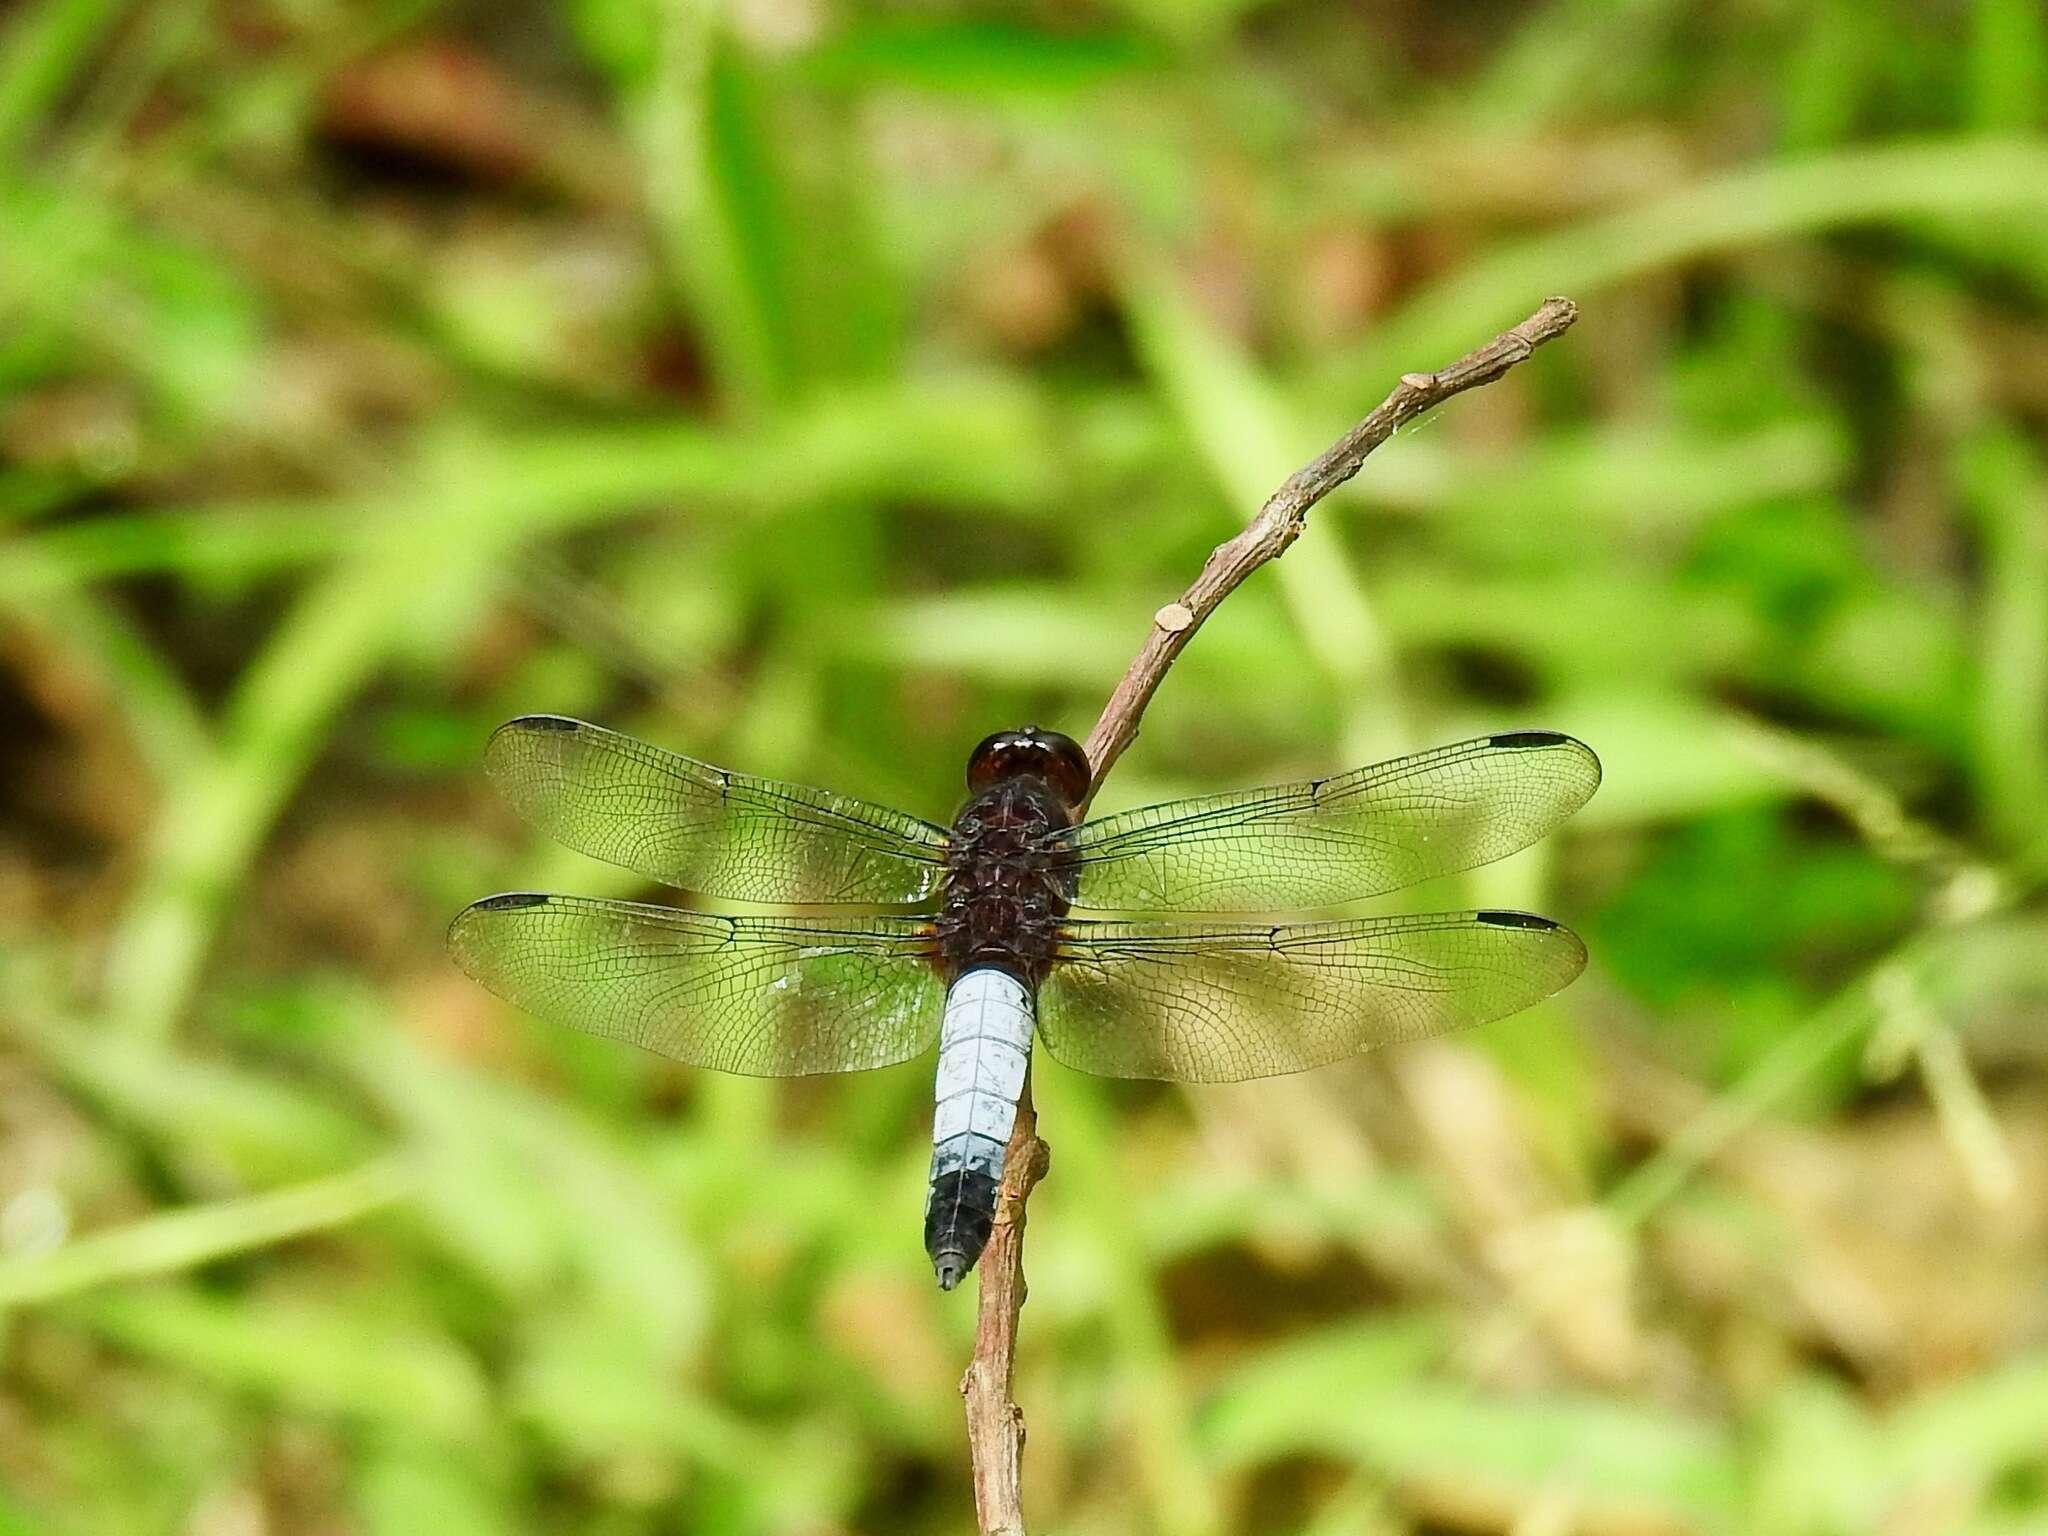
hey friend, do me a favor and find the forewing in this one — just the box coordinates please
[448,894,943,1075]
[1036,910,1585,1081]
[1065,731,1599,912]
[486,716,951,905]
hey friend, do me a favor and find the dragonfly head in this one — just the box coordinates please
[966,726,1092,808]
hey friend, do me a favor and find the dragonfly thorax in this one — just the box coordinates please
[936,776,1077,986]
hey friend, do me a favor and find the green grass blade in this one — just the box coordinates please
[1959,427,2048,851]
[0,1157,414,1309]
[0,0,129,163]
[1317,140,2048,406]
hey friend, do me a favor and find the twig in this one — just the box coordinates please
[958,294,1581,1535]
[960,1078,1049,1536]
[1082,294,1580,795]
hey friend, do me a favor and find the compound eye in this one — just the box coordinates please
[965,732,1015,792]
[1046,738,1093,805]
[965,727,1094,804]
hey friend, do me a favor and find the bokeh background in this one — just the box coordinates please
[5,1,2048,1532]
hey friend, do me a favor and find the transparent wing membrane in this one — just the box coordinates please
[1036,910,1586,1081]
[485,715,951,906]
[448,894,944,1075]
[1064,731,1600,913]
[458,720,1595,1084]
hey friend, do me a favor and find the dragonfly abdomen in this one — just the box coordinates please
[925,966,1034,1290]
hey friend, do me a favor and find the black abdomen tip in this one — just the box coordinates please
[925,1168,1000,1290]
[1488,730,1571,749]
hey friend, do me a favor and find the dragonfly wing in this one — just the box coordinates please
[485,715,951,905]
[448,894,943,1075]
[1064,731,1599,912]
[1036,911,1585,1081]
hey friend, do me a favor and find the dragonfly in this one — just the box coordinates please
[450,716,1600,1289]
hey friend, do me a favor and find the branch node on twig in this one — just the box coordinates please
[956,293,1581,1536]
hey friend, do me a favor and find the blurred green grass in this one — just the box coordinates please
[3,0,2048,1532]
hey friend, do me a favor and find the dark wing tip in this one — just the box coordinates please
[1486,729,1602,793]
[447,892,555,970]
[1474,908,1559,930]
[471,891,554,910]
[489,720,593,774]
[482,716,586,791]
[1471,909,1588,1008]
